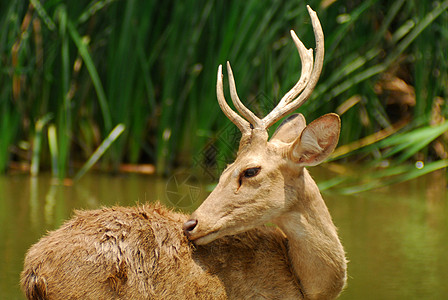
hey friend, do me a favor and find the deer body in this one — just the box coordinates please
[22,6,347,299]
[22,204,306,299]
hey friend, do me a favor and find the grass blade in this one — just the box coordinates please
[67,19,112,132]
[48,124,59,177]
[337,160,448,195]
[74,124,125,181]
[30,114,52,176]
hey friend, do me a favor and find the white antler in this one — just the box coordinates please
[216,64,251,133]
[262,5,324,128]
[226,61,263,129]
[217,5,324,133]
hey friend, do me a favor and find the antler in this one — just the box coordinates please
[216,5,324,134]
[216,64,250,133]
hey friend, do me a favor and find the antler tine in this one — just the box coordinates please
[277,30,314,109]
[226,61,263,129]
[216,64,250,133]
[262,5,324,129]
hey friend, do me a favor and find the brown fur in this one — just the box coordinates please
[21,203,303,299]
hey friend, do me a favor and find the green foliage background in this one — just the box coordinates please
[1,0,447,184]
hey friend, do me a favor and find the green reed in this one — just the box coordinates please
[0,0,446,187]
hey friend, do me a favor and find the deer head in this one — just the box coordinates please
[183,6,340,245]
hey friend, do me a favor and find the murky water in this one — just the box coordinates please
[1,169,447,299]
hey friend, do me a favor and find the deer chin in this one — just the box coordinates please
[190,222,257,245]
[188,226,230,245]
[191,231,221,245]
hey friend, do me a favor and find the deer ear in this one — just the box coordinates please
[270,114,306,144]
[289,113,340,166]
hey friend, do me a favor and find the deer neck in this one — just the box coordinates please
[275,169,347,299]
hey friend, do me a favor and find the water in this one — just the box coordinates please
[1,169,446,299]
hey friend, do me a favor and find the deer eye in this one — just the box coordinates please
[243,167,261,178]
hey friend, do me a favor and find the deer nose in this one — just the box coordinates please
[183,219,198,237]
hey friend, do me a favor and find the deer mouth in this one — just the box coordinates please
[183,219,222,245]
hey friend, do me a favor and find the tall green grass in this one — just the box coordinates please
[0,0,447,185]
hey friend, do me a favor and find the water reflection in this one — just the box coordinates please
[0,170,446,299]
[329,169,448,299]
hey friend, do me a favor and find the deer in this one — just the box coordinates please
[21,6,347,300]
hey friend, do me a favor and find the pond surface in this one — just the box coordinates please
[1,168,447,299]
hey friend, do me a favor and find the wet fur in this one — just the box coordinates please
[21,203,302,299]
